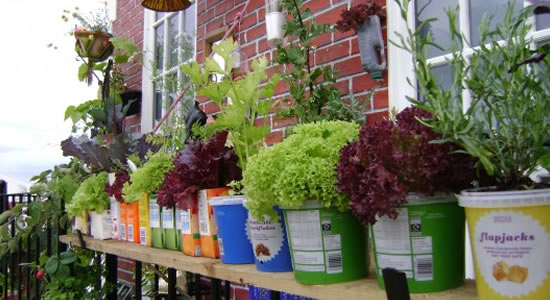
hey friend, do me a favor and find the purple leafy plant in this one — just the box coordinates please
[157,131,242,209]
[104,170,129,203]
[336,0,386,33]
[336,106,477,226]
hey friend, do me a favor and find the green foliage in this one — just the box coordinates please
[62,3,112,33]
[393,1,550,187]
[274,0,364,124]
[40,248,112,300]
[122,152,174,203]
[243,121,359,220]
[182,38,280,170]
[67,172,109,218]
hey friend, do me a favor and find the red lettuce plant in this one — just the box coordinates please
[336,0,386,33]
[157,131,241,209]
[104,170,129,203]
[336,106,477,226]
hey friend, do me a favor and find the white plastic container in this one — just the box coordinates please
[265,0,285,47]
[89,211,113,240]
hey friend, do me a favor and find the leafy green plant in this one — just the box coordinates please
[274,0,363,124]
[182,38,280,171]
[122,152,175,203]
[393,1,550,187]
[243,121,359,221]
[61,3,112,34]
[67,172,109,218]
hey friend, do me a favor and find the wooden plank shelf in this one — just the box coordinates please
[59,234,477,300]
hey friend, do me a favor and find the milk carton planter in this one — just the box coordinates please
[125,202,140,243]
[175,208,183,251]
[138,194,151,246]
[457,187,550,300]
[181,205,201,257]
[149,194,163,249]
[89,211,113,240]
[370,194,465,293]
[210,196,254,264]
[198,188,230,258]
[162,207,178,250]
[248,206,293,272]
[108,173,121,240]
[283,201,368,285]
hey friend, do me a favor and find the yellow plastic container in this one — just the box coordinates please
[458,187,550,300]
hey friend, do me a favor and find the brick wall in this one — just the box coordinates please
[196,0,390,145]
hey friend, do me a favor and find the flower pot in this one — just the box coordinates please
[149,194,164,249]
[457,187,550,300]
[89,211,113,240]
[247,206,293,272]
[356,15,386,76]
[283,201,368,285]
[198,187,230,258]
[74,29,114,62]
[210,195,255,264]
[138,193,151,246]
[371,194,465,293]
[162,207,178,250]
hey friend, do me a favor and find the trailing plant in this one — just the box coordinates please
[336,107,478,226]
[157,131,241,209]
[336,0,386,33]
[122,151,175,204]
[274,0,361,124]
[243,121,359,221]
[393,1,550,188]
[67,172,109,218]
[182,38,280,171]
[61,3,112,34]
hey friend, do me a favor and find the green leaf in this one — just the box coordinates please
[110,37,138,57]
[198,81,232,105]
[45,257,60,275]
[181,61,204,85]
[0,211,13,225]
[114,54,129,64]
[93,62,108,71]
[212,38,238,63]
[78,64,89,82]
[60,251,77,265]
[55,264,71,282]
[538,152,550,172]
[64,106,76,121]
[205,58,227,76]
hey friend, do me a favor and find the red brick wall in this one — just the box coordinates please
[196,0,390,145]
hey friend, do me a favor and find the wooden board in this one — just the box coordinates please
[59,235,477,300]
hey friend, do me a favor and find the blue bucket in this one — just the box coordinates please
[248,206,293,272]
[211,196,255,264]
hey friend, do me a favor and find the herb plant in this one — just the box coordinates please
[67,172,110,218]
[182,38,280,170]
[336,0,386,33]
[122,152,174,204]
[393,1,550,188]
[336,107,477,226]
[243,121,359,221]
[62,3,112,33]
[157,131,241,209]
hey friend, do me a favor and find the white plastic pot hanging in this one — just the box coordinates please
[265,0,285,47]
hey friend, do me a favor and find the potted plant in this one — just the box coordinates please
[336,106,479,292]
[66,171,111,239]
[394,2,550,298]
[242,121,366,284]
[122,151,174,247]
[336,1,386,76]
[157,131,241,257]
[181,38,280,265]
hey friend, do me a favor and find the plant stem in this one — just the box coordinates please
[290,0,315,110]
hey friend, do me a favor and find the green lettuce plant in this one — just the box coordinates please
[122,152,174,203]
[182,38,280,171]
[393,1,550,188]
[243,121,359,221]
[67,172,109,218]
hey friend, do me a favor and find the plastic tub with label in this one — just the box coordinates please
[457,187,550,300]
[371,193,465,293]
[247,206,293,272]
[198,188,230,258]
[283,200,368,284]
[210,195,255,264]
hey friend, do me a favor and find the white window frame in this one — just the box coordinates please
[388,0,550,112]
[141,5,197,133]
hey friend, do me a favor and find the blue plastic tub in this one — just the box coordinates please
[210,196,255,264]
[248,206,293,272]
[248,285,315,300]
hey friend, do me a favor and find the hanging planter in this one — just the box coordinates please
[74,29,114,62]
[265,0,285,47]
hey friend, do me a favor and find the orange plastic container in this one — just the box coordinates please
[198,187,230,258]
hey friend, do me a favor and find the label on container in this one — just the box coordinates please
[120,224,126,241]
[140,227,147,245]
[162,209,174,229]
[248,215,284,262]
[128,224,134,241]
[474,210,550,297]
[181,210,192,235]
[218,238,224,256]
[286,210,343,274]
[198,192,211,235]
[175,209,183,231]
[149,200,161,228]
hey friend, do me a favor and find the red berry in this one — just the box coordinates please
[36,270,44,280]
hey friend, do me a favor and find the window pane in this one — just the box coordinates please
[536,13,550,31]
[469,0,522,47]
[185,4,196,34]
[167,15,179,69]
[416,0,458,58]
[156,12,166,21]
[431,64,452,90]
[155,23,165,72]
[154,87,163,121]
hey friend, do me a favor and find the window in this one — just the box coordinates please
[388,0,550,111]
[141,4,196,132]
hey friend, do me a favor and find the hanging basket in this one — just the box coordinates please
[74,29,114,62]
